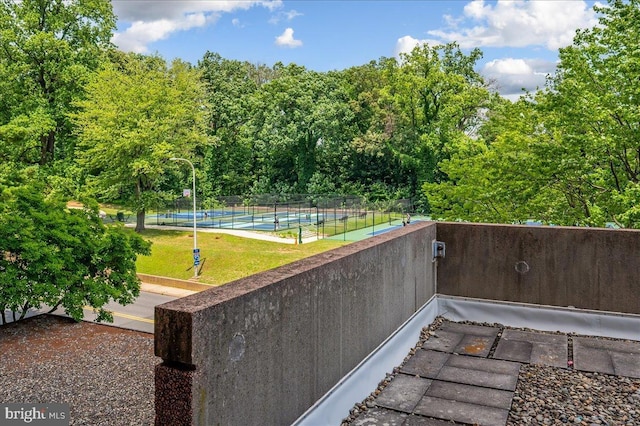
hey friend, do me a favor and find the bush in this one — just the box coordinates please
[0,179,151,324]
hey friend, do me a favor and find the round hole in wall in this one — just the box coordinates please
[515,261,530,274]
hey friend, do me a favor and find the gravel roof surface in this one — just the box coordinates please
[0,315,157,425]
[4,315,640,426]
[345,318,640,426]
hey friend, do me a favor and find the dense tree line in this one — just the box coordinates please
[1,0,639,320]
[3,0,638,228]
[426,0,640,228]
[194,46,495,212]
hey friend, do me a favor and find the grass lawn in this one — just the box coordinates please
[134,229,349,286]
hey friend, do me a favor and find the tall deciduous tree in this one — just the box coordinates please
[242,64,356,194]
[425,97,580,224]
[382,43,493,210]
[0,0,115,166]
[198,52,269,197]
[73,54,209,231]
[426,0,640,227]
[0,171,150,325]
[544,0,640,227]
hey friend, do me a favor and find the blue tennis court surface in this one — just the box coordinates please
[368,225,403,236]
[149,209,324,232]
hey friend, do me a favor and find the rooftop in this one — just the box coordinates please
[2,309,639,425]
[344,318,640,425]
[0,315,156,425]
[4,221,640,426]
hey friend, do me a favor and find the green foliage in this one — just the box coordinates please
[426,1,640,227]
[241,64,358,194]
[544,0,640,227]
[72,54,209,231]
[197,52,268,197]
[0,0,116,166]
[385,43,491,187]
[425,98,580,224]
[0,173,150,325]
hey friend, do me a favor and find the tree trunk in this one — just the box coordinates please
[135,209,146,232]
[39,130,55,165]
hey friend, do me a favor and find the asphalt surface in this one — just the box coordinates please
[81,290,178,334]
[2,289,180,334]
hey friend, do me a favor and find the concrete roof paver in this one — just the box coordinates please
[375,374,433,413]
[424,380,514,410]
[421,329,464,353]
[436,365,518,391]
[403,415,466,425]
[400,349,449,378]
[445,352,521,376]
[493,329,567,368]
[610,351,640,378]
[573,336,640,378]
[438,321,501,337]
[351,407,408,426]
[423,323,499,357]
[492,339,532,363]
[455,334,496,357]
[414,395,509,426]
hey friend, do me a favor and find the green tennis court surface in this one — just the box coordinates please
[327,217,430,242]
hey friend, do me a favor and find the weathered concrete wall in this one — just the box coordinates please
[155,222,437,426]
[137,273,214,292]
[436,222,640,315]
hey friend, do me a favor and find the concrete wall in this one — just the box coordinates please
[137,273,214,292]
[436,222,640,315]
[155,222,437,426]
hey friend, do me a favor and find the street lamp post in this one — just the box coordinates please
[170,157,199,278]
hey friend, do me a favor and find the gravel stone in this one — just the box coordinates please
[0,315,156,425]
[508,364,640,426]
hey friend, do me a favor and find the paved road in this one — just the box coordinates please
[2,290,180,334]
[81,290,178,334]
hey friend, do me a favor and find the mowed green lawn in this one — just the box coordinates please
[135,229,349,286]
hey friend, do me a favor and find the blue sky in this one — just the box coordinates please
[111,1,600,100]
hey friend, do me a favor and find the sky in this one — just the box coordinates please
[110,0,601,100]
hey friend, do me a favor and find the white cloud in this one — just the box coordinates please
[112,13,214,53]
[428,0,598,50]
[275,27,302,48]
[269,9,303,24]
[112,0,282,54]
[113,1,282,22]
[394,35,445,57]
[395,1,598,100]
[482,58,556,100]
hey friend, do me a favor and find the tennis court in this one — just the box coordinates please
[150,208,333,232]
[150,195,416,239]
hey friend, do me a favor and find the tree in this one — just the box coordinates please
[73,54,209,232]
[339,58,418,201]
[0,171,150,325]
[424,97,581,224]
[0,0,116,166]
[197,52,268,197]
[542,0,640,227]
[428,0,640,227]
[240,64,356,194]
[387,43,492,187]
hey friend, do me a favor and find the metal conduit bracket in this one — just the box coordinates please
[432,240,446,262]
